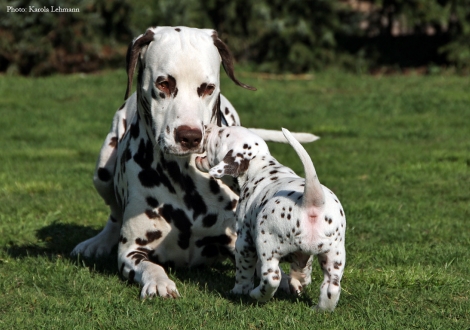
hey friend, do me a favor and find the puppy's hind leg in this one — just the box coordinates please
[315,246,345,311]
[250,257,282,302]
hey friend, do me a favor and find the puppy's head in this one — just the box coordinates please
[196,124,269,178]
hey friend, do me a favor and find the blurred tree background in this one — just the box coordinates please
[1,0,469,75]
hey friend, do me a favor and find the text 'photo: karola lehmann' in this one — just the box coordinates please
[6,5,80,13]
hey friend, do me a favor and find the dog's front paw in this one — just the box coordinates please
[71,236,113,258]
[141,278,180,299]
[71,220,120,258]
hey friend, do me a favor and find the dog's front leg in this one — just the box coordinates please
[119,247,179,299]
[71,205,122,257]
[231,227,256,295]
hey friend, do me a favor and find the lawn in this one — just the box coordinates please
[0,69,468,329]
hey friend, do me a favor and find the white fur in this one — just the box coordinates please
[197,125,346,311]
[71,26,319,300]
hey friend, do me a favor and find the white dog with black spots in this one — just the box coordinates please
[196,124,346,311]
[71,26,318,299]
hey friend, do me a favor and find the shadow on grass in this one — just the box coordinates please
[172,263,315,306]
[3,221,315,305]
[3,221,119,275]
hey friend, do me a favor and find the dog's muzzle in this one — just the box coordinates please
[175,126,202,152]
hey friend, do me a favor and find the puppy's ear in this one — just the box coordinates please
[209,149,250,178]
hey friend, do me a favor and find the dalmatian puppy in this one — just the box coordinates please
[71,26,317,299]
[196,125,346,311]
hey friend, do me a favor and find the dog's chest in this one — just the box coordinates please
[114,123,239,267]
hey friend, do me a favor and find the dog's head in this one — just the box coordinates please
[196,124,269,178]
[125,26,256,156]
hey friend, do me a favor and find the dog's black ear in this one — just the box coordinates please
[125,29,155,100]
[211,93,222,127]
[212,31,256,91]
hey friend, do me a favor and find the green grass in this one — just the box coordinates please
[0,69,469,329]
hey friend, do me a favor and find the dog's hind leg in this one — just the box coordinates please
[315,246,345,311]
[250,256,282,302]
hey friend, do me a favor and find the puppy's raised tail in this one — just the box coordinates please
[282,128,325,209]
[249,128,319,144]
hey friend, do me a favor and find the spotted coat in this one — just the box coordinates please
[196,125,346,311]
[71,26,255,299]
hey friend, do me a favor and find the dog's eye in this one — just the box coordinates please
[158,81,169,91]
[197,83,216,97]
[206,84,215,96]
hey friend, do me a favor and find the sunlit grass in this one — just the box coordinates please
[0,70,468,328]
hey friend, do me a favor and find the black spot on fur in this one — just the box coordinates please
[145,209,159,219]
[133,138,154,169]
[130,122,140,139]
[146,196,159,208]
[159,204,192,249]
[209,178,220,194]
[165,161,181,182]
[155,164,176,194]
[135,230,162,245]
[97,167,112,182]
[138,168,160,188]
[202,213,218,227]
[125,149,132,161]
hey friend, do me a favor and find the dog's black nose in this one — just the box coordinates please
[175,126,202,150]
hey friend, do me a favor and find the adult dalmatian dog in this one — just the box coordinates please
[196,125,346,311]
[71,26,317,298]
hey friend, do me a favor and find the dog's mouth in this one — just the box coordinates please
[162,144,204,157]
[195,156,210,172]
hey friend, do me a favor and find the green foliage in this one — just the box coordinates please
[439,0,470,70]
[0,0,132,75]
[132,0,470,72]
[364,0,470,71]
[0,71,469,328]
[1,0,470,74]
[131,0,355,73]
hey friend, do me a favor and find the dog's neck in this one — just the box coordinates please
[237,153,279,189]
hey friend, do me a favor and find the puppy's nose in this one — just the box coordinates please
[175,126,202,150]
